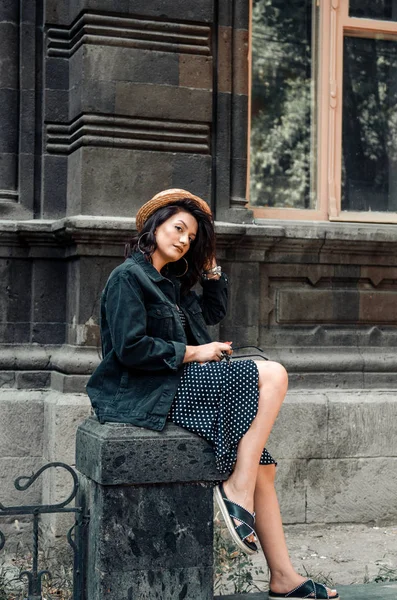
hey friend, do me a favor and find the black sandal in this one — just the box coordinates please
[214,483,258,555]
[269,578,339,599]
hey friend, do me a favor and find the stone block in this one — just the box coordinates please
[179,54,212,90]
[18,152,35,213]
[275,459,307,524]
[0,0,18,21]
[15,371,51,389]
[124,0,213,22]
[87,565,213,600]
[306,458,397,524]
[0,259,32,323]
[45,0,69,24]
[43,391,92,465]
[31,323,66,345]
[69,78,116,120]
[287,371,365,390]
[171,154,212,203]
[20,23,35,90]
[0,391,44,458]
[76,418,227,485]
[0,23,18,89]
[0,322,30,344]
[326,391,397,458]
[32,258,67,323]
[68,147,175,217]
[82,45,179,85]
[20,90,35,154]
[115,82,212,122]
[42,154,68,218]
[218,26,232,93]
[93,484,213,570]
[0,457,44,506]
[45,57,69,91]
[0,152,18,190]
[51,372,90,394]
[0,89,18,153]
[44,89,69,122]
[268,393,328,459]
[0,371,15,388]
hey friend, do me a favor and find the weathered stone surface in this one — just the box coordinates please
[43,391,91,465]
[306,458,397,524]
[87,565,214,600]
[0,391,44,457]
[268,393,328,459]
[115,82,212,121]
[274,459,306,524]
[15,371,51,389]
[90,483,213,570]
[76,417,227,485]
[0,457,44,506]
[179,54,212,90]
[326,391,397,458]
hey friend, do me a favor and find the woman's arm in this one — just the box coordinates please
[199,263,228,325]
[105,272,186,372]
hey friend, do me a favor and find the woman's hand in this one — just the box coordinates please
[183,341,232,364]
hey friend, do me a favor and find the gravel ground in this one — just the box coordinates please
[251,523,397,586]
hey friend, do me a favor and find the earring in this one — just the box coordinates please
[137,232,151,254]
[175,257,188,278]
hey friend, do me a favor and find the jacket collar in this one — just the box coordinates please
[129,251,165,282]
[130,251,181,287]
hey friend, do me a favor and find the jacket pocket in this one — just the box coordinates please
[146,303,174,338]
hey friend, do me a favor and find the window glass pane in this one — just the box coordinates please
[250,0,317,209]
[349,0,397,21]
[342,36,397,212]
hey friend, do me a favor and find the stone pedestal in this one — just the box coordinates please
[76,417,226,600]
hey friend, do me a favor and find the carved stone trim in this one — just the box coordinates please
[47,13,211,57]
[46,114,210,155]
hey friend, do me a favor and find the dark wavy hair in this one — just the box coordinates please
[125,199,216,294]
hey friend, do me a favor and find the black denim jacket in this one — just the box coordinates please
[86,252,228,430]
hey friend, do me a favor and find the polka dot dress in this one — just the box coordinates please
[168,359,276,475]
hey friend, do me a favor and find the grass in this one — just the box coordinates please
[0,543,73,600]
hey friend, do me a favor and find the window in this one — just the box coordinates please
[249,0,397,222]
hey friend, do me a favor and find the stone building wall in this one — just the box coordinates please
[0,0,397,548]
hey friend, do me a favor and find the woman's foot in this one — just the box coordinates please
[269,573,338,598]
[222,480,256,545]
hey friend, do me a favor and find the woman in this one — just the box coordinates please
[87,189,339,600]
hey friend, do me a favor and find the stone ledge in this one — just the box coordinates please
[2,217,397,264]
[2,345,397,382]
[76,416,227,485]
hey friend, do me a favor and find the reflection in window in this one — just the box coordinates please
[250,0,317,209]
[342,37,397,212]
[349,0,397,22]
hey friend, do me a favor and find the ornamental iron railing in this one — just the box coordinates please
[0,462,89,600]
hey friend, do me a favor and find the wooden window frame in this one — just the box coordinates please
[248,0,397,223]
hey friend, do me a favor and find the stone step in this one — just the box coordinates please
[215,582,397,599]
[266,389,397,524]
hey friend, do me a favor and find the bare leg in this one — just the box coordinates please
[221,362,338,597]
[223,360,288,514]
[254,465,338,598]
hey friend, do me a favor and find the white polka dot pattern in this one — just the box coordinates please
[168,360,276,474]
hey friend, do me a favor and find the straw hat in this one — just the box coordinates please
[135,188,212,232]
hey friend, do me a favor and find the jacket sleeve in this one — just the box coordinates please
[105,272,186,371]
[199,272,229,326]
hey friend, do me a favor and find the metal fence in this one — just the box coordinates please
[0,462,89,600]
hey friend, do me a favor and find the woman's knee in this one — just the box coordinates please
[256,360,288,393]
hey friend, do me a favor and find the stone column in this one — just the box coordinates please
[76,417,226,600]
